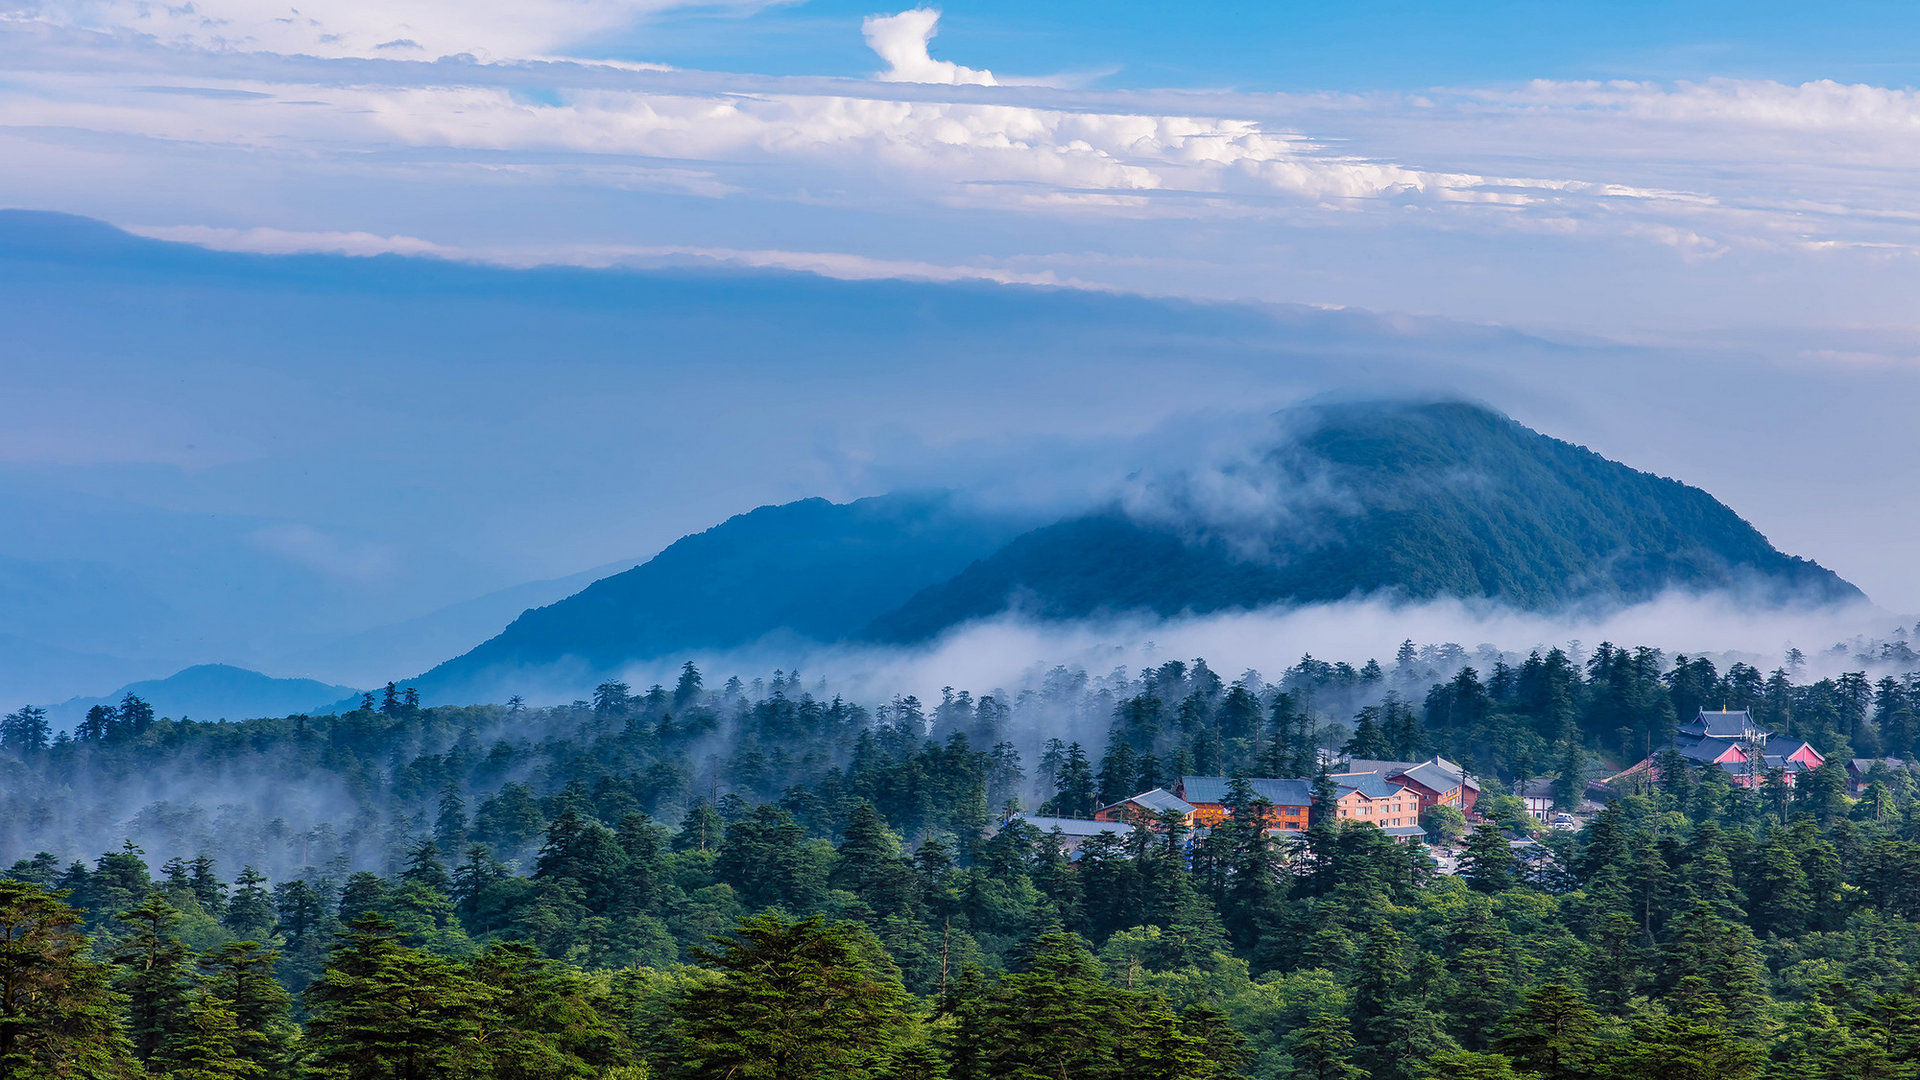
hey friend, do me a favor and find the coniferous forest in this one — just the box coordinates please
[9,638,1920,1079]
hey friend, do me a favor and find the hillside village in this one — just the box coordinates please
[1013,753,1480,852]
[1012,707,1905,860]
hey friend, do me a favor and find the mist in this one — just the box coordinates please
[593,589,1902,711]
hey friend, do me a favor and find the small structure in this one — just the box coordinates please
[1004,814,1135,854]
[1679,708,1771,743]
[1175,777,1313,831]
[1330,772,1422,835]
[1514,778,1555,821]
[1608,708,1825,790]
[1094,788,1197,828]
[1848,757,1910,795]
[1343,756,1481,815]
[1176,773,1423,841]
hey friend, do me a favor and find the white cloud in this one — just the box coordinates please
[6,16,1920,334]
[132,224,459,258]
[249,524,396,582]
[126,223,1100,286]
[863,8,994,86]
[6,0,761,59]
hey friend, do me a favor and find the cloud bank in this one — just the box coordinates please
[4,9,1920,335]
[537,590,1903,718]
[10,0,756,59]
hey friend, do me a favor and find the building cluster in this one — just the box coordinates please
[1010,709,1920,856]
[1609,708,1826,789]
[1013,756,1480,852]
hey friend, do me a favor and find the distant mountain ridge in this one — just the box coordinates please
[46,664,361,727]
[406,492,1040,704]
[405,400,1862,705]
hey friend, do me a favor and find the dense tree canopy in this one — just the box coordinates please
[8,635,1920,1078]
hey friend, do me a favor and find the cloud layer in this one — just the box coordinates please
[5,5,1918,342]
[10,0,755,58]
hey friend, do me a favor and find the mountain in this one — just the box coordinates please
[46,664,361,727]
[407,492,1038,704]
[403,400,1860,704]
[865,400,1861,639]
[301,559,641,688]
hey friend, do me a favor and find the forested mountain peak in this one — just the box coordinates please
[405,399,1858,706]
[406,491,1039,705]
[865,398,1860,639]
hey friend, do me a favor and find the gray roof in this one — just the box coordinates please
[1514,778,1556,798]
[1384,824,1428,837]
[1399,761,1466,794]
[1769,739,1817,761]
[1342,758,1419,776]
[1178,776,1313,807]
[1676,736,1744,762]
[1103,788,1197,816]
[1679,708,1770,740]
[1346,755,1478,793]
[1012,815,1136,838]
[1851,757,1907,773]
[1332,772,1411,800]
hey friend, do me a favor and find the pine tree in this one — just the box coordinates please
[434,786,469,852]
[830,804,919,917]
[188,856,227,915]
[0,706,50,756]
[673,913,917,1080]
[1286,1009,1364,1080]
[0,880,138,1078]
[1053,743,1098,818]
[974,932,1124,1079]
[468,941,627,1080]
[223,868,275,942]
[304,913,491,1080]
[1492,981,1601,1080]
[154,994,264,1080]
[200,941,295,1075]
[112,891,198,1065]
[1460,827,1519,893]
[1613,976,1763,1080]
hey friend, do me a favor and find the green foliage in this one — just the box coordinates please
[671,913,917,1080]
[17,631,1920,1080]
[0,879,138,1080]
[303,913,492,1080]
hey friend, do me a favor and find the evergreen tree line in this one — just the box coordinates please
[16,750,1920,1078]
[9,641,1920,1078]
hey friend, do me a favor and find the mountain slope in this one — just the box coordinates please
[46,664,360,727]
[864,401,1860,640]
[408,492,1036,704]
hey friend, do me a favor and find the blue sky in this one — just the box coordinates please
[3,0,1920,704]
[618,1,1920,90]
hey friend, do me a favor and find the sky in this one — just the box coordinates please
[3,1,1920,704]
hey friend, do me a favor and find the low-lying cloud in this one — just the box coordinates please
[550,590,1905,717]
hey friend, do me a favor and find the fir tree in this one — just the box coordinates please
[672,913,917,1080]
[155,994,264,1080]
[0,880,138,1078]
[304,913,490,1080]
[111,891,197,1065]
[200,941,296,1074]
